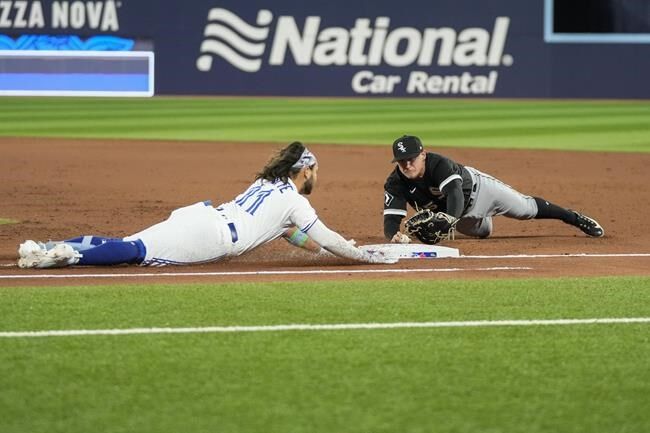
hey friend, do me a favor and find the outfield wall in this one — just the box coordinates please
[1,0,649,98]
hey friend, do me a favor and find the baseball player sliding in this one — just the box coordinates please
[384,135,604,244]
[18,142,395,268]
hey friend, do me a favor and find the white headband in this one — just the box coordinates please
[291,148,317,169]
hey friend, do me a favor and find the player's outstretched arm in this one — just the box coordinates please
[305,220,396,264]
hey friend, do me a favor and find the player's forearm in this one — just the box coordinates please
[384,214,402,239]
[443,180,465,218]
[305,220,371,262]
[283,227,322,253]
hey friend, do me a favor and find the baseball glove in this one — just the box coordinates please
[404,210,458,245]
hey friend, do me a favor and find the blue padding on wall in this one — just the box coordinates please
[0,73,149,91]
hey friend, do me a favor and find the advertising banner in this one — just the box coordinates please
[0,0,648,98]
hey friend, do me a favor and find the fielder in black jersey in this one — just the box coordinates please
[383,135,604,243]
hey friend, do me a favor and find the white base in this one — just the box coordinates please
[360,244,460,260]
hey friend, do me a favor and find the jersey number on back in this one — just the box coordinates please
[235,185,273,216]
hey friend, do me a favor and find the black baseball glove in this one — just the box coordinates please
[404,210,458,245]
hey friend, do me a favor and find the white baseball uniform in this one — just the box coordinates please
[124,178,379,266]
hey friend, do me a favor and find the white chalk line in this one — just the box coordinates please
[462,253,650,259]
[0,266,531,279]
[1,252,647,270]
[1,317,649,338]
[0,252,648,280]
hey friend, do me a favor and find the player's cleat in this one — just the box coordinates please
[572,211,604,238]
[18,240,49,268]
[18,240,46,257]
[18,240,82,269]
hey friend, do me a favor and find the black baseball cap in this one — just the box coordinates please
[391,135,424,162]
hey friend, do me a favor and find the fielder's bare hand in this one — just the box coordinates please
[391,231,411,244]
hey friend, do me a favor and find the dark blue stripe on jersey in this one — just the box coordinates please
[302,218,319,233]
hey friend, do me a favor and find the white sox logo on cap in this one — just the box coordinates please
[397,142,406,153]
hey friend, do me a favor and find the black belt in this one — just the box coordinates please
[227,222,238,243]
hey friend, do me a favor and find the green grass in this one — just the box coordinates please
[0,218,18,225]
[2,95,649,432]
[2,276,650,433]
[1,97,649,151]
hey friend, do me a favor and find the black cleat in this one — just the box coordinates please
[572,211,604,237]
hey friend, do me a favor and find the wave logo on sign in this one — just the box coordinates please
[196,8,273,73]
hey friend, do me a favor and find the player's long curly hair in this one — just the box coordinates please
[256,141,307,183]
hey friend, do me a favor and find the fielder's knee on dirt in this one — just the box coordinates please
[457,217,493,238]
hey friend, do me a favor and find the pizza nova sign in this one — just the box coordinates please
[197,8,513,95]
[0,1,120,31]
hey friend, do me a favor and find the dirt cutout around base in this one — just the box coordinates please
[1,137,649,285]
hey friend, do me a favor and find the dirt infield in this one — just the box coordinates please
[1,137,649,286]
